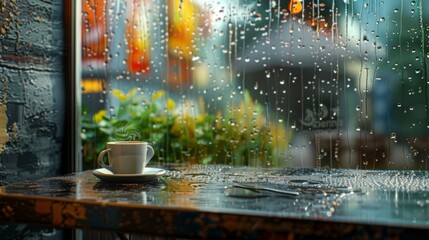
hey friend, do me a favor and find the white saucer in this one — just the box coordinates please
[92,167,166,183]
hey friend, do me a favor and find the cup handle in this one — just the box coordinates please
[97,149,113,172]
[146,145,154,164]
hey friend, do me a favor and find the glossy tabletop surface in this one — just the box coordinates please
[1,165,429,239]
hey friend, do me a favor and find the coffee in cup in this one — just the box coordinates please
[97,141,154,174]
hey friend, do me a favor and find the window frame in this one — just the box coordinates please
[64,0,82,173]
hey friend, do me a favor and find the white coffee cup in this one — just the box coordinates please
[97,141,154,174]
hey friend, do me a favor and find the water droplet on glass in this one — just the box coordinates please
[254,83,259,90]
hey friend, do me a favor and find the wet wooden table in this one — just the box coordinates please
[1,165,429,239]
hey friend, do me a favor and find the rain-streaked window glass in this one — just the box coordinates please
[81,0,429,170]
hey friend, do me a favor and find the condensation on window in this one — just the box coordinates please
[80,0,429,170]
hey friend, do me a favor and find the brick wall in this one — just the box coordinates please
[0,0,66,238]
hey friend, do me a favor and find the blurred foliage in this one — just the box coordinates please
[81,89,291,169]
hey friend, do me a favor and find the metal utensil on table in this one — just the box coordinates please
[225,183,300,198]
